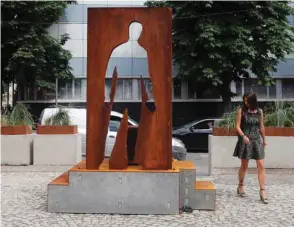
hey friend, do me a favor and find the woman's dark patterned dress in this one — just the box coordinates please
[233,108,265,160]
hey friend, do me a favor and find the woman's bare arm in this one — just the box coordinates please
[259,109,266,144]
[236,108,250,144]
[236,108,244,137]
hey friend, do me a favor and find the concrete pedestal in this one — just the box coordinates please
[1,134,34,165]
[33,134,81,165]
[48,160,216,214]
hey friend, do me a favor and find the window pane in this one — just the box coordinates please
[105,79,111,101]
[252,84,267,99]
[36,87,51,100]
[282,79,294,98]
[58,80,73,100]
[123,79,132,100]
[74,80,82,99]
[138,79,154,100]
[58,80,66,100]
[67,81,73,99]
[27,87,35,100]
[81,79,87,100]
[194,120,213,130]
[268,84,276,99]
[197,87,220,99]
[105,79,124,100]
[116,79,123,100]
[244,80,253,93]
[173,79,181,99]
[188,83,196,99]
[236,81,242,96]
[36,87,45,100]
[245,79,267,98]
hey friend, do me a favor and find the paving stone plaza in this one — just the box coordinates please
[1,161,294,227]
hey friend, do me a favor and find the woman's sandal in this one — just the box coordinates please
[237,184,246,197]
[260,189,268,204]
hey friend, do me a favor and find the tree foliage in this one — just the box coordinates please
[145,1,294,107]
[1,1,74,91]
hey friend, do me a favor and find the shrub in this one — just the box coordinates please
[4,103,34,126]
[264,101,294,127]
[216,101,294,129]
[44,107,71,126]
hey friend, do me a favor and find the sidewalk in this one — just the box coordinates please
[1,163,294,227]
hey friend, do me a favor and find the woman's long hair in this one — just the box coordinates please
[242,92,249,111]
[246,92,258,110]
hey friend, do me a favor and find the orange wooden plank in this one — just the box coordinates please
[195,181,215,190]
[70,159,179,173]
[48,171,69,186]
[173,161,196,170]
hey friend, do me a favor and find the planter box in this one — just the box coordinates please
[1,134,34,165]
[1,125,32,135]
[33,134,81,165]
[213,128,237,136]
[208,135,294,173]
[265,127,294,136]
[37,125,78,134]
[213,127,294,137]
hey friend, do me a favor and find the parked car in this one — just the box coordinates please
[172,118,220,153]
[39,108,187,160]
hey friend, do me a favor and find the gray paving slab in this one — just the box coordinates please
[2,165,294,227]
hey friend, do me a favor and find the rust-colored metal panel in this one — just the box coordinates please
[87,8,172,170]
[134,80,150,166]
[86,67,117,169]
[109,109,129,170]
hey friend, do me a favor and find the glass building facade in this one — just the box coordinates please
[18,1,294,125]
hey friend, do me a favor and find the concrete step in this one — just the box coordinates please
[192,181,216,210]
[49,171,69,186]
[48,160,216,213]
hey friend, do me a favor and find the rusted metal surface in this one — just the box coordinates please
[86,67,117,169]
[134,79,150,166]
[87,8,172,170]
[109,109,129,170]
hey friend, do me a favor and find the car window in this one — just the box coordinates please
[109,120,121,132]
[110,116,122,122]
[110,115,137,126]
[193,120,214,130]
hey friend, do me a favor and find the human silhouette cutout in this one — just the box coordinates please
[106,21,155,111]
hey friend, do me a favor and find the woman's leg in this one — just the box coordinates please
[256,159,267,198]
[238,159,249,193]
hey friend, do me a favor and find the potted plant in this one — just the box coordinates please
[1,103,34,165]
[264,101,294,136]
[37,107,77,134]
[213,108,238,136]
[34,107,81,165]
[209,101,294,170]
[213,101,294,137]
[1,103,34,135]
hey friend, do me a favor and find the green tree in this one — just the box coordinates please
[146,1,294,110]
[1,1,74,104]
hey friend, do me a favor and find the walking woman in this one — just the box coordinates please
[233,92,268,204]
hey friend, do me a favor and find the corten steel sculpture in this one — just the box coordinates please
[109,109,129,169]
[87,8,172,170]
